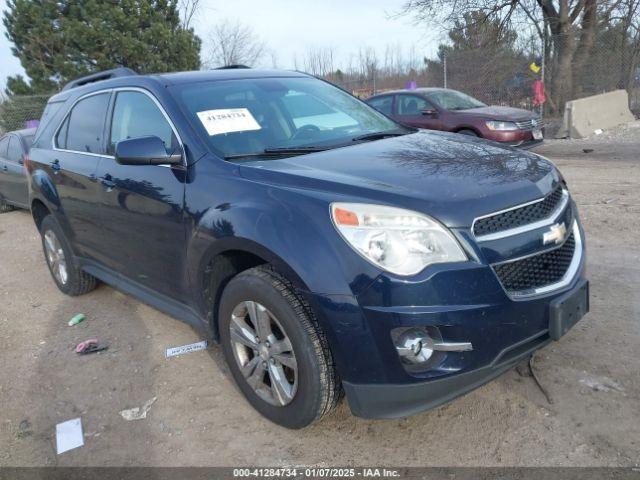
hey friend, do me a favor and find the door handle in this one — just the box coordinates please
[2,165,7,172]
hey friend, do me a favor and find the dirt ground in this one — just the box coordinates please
[1,124,639,467]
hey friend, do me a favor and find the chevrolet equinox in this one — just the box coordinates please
[27,67,589,428]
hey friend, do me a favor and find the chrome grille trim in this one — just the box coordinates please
[492,221,583,299]
[473,189,570,242]
[515,118,543,130]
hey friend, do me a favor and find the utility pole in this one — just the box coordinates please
[443,53,447,88]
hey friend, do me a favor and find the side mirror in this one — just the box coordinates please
[422,108,438,117]
[115,136,182,166]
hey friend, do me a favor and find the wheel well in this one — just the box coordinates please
[31,200,50,230]
[455,127,480,136]
[203,250,268,340]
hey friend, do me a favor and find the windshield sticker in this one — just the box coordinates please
[196,108,261,136]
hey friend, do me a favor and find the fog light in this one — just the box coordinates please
[392,327,473,367]
[394,328,434,364]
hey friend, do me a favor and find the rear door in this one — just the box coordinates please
[394,94,442,130]
[4,135,29,207]
[367,95,394,118]
[93,89,188,300]
[51,92,111,258]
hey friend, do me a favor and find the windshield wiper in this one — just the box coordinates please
[224,146,329,160]
[352,131,410,142]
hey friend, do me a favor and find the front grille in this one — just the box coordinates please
[493,232,575,293]
[515,117,543,130]
[473,186,565,237]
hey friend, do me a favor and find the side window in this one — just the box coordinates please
[7,137,23,163]
[109,91,178,154]
[368,96,393,115]
[58,93,110,154]
[0,136,8,158]
[397,95,432,116]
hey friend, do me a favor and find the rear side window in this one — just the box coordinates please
[0,136,8,158]
[368,96,393,115]
[109,91,178,154]
[57,93,110,154]
[7,137,23,163]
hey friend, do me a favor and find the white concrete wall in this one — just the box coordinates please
[561,90,635,139]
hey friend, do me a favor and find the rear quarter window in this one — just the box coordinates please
[56,93,110,154]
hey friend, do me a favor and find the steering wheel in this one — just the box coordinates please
[292,124,320,141]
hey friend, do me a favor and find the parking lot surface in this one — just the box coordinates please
[1,128,639,466]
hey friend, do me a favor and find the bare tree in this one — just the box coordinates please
[302,47,336,76]
[205,20,266,68]
[178,0,201,30]
[399,0,623,113]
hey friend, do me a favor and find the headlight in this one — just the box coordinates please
[486,120,518,131]
[331,203,467,276]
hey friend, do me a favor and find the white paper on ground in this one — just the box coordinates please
[56,418,84,454]
[196,108,261,136]
[165,340,208,358]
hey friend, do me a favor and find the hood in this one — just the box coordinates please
[455,105,537,121]
[238,131,560,228]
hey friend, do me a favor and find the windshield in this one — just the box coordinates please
[174,77,402,158]
[426,90,486,111]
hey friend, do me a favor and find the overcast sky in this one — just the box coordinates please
[0,0,439,92]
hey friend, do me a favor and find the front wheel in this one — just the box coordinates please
[219,266,341,428]
[458,129,479,137]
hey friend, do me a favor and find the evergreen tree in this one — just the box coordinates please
[3,0,201,95]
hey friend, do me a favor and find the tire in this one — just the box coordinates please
[458,129,479,137]
[39,215,98,296]
[0,200,14,213]
[219,265,341,429]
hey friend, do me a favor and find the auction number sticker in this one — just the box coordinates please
[197,108,261,136]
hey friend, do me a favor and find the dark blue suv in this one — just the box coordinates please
[27,67,588,428]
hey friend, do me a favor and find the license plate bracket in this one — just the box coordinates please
[549,279,589,340]
[533,128,543,140]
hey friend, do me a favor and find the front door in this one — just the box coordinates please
[394,94,442,131]
[0,135,11,204]
[93,89,188,300]
[50,92,111,259]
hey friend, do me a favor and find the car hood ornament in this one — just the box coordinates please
[543,222,567,245]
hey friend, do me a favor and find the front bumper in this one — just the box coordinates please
[304,212,587,419]
[343,330,550,419]
[483,128,543,148]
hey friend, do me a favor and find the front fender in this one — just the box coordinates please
[186,186,381,298]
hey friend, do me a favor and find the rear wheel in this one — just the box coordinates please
[0,199,14,213]
[219,266,341,428]
[39,216,98,296]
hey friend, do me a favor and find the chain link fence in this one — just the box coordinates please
[330,34,640,120]
[0,94,50,135]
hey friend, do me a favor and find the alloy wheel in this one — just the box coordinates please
[229,301,298,406]
[44,230,68,285]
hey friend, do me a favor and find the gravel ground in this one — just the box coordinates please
[1,126,639,467]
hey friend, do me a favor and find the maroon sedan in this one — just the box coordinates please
[366,88,543,148]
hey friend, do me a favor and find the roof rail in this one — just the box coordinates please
[62,67,137,91]
[215,64,251,70]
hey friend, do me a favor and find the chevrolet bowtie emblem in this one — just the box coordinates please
[543,222,567,245]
